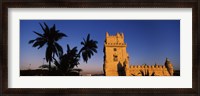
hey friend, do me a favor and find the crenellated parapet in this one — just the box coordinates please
[105,32,125,44]
[105,42,127,47]
[128,64,171,76]
[129,65,167,70]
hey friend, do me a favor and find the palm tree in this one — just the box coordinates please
[53,34,98,76]
[79,34,98,63]
[29,22,67,72]
[53,44,81,75]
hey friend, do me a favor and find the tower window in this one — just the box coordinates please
[114,48,117,51]
[113,55,118,61]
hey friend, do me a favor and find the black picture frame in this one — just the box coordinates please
[1,0,199,96]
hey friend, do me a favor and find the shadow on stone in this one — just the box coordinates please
[117,62,125,76]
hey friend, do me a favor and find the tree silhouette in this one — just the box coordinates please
[79,34,98,63]
[29,23,67,72]
[53,44,80,75]
[53,34,98,75]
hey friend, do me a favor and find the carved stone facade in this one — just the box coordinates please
[103,32,174,76]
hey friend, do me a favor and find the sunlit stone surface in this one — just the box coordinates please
[103,32,174,76]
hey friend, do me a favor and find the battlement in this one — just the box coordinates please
[105,32,125,44]
[129,65,167,70]
[106,32,124,38]
[104,42,127,47]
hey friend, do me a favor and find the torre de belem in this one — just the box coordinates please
[103,32,174,76]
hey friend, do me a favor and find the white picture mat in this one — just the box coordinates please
[8,8,192,88]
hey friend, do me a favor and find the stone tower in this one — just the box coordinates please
[165,58,174,76]
[103,32,130,76]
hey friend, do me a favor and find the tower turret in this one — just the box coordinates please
[164,58,174,76]
[106,32,109,37]
[103,32,129,76]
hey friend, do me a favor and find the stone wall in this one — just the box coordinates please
[127,65,170,76]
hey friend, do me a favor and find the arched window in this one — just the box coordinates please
[113,55,118,61]
[113,48,117,51]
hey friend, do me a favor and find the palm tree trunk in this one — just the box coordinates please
[49,61,51,72]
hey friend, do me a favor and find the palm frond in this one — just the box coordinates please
[32,42,40,47]
[86,34,90,42]
[28,40,35,44]
[33,31,43,37]
[43,22,50,33]
[39,23,46,33]
[54,42,63,57]
[55,32,67,41]
[67,44,70,53]
[37,41,46,49]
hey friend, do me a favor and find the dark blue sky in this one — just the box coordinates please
[20,20,180,73]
